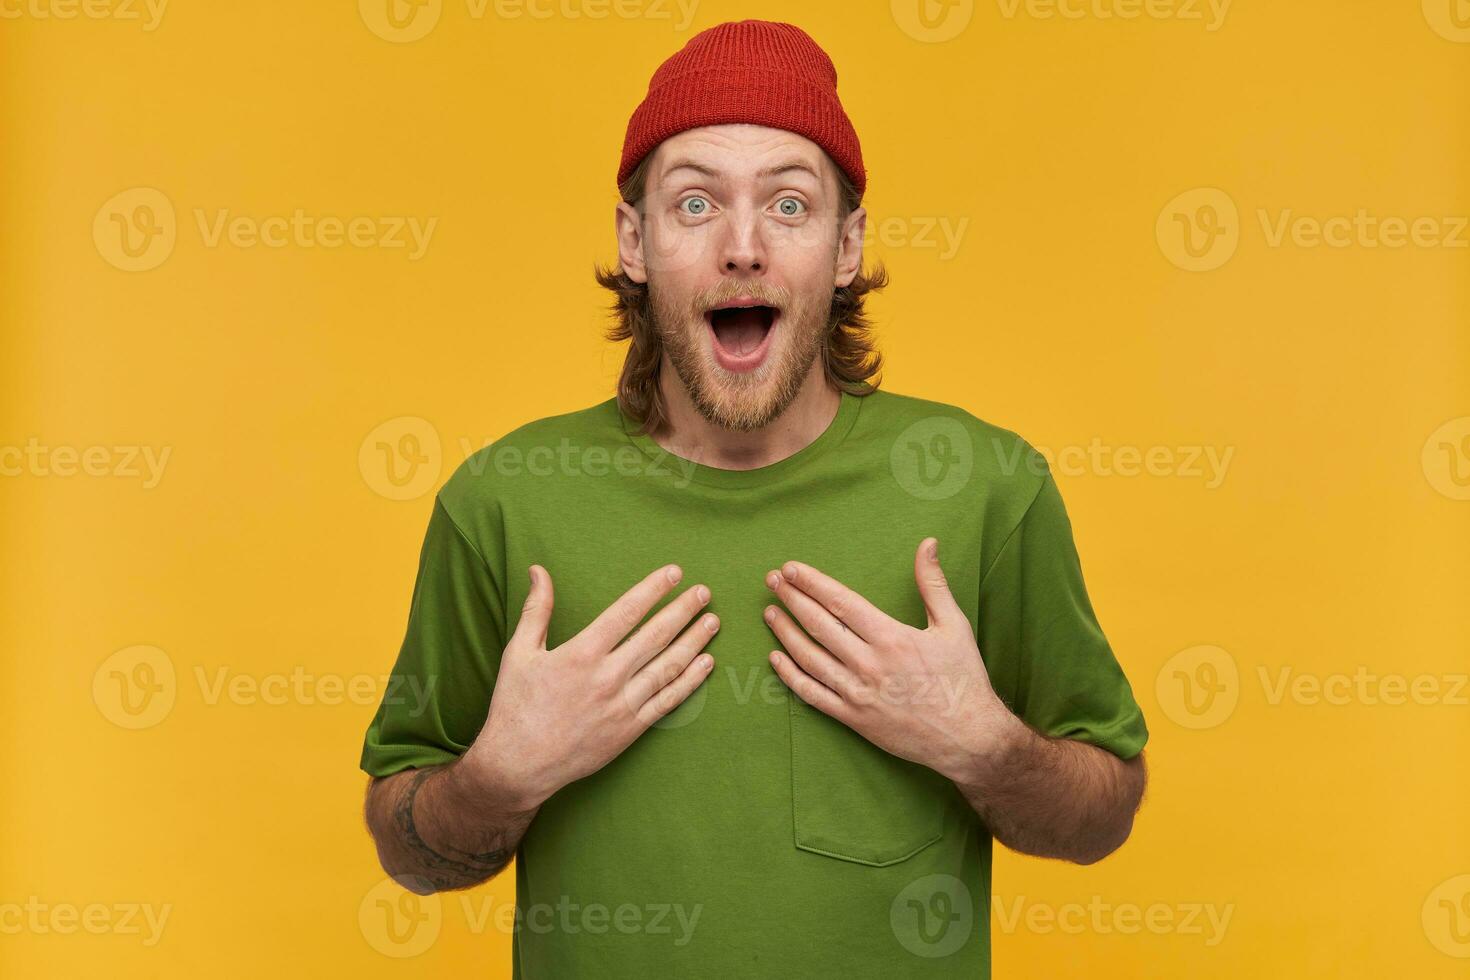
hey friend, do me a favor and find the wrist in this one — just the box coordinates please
[451,744,547,816]
[951,699,1031,789]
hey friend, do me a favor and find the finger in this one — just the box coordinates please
[625,610,719,709]
[768,650,848,720]
[573,564,682,655]
[766,568,870,666]
[774,561,892,644]
[614,583,712,676]
[763,604,855,696]
[508,564,555,651]
[634,649,715,727]
[913,537,964,631]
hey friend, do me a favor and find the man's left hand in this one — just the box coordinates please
[762,537,1023,782]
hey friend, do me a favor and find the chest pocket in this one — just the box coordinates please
[788,696,951,867]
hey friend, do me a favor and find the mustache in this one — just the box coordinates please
[692,281,792,313]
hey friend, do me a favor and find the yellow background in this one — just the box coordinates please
[3,0,1467,976]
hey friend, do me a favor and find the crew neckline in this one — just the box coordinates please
[617,388,865,489]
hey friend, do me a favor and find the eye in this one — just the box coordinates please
[776,197,806,217]
[679,196,711,216]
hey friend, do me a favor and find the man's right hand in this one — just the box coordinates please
[455,562,719,812]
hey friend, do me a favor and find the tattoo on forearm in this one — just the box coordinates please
[393,768,514,889]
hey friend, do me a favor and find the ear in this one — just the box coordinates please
[614,200,648,284]
[835,205,866,289]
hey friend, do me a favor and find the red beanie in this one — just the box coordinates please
[617,20,866,198]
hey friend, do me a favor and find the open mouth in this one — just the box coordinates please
[705,301,779,370]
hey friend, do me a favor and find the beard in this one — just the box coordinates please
[647,272,834,434]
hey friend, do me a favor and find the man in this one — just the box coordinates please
[360,19,1148,978]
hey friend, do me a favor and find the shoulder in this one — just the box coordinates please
[859,386,1051,511]
[436,396,621,524]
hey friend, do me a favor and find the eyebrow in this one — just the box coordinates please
[660,159,822,185]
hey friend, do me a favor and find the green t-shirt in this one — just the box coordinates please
[359,386,1148,978]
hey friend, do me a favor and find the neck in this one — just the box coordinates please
[647,358,840,471]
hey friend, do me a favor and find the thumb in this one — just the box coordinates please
[509,564,555,651]
[914,537,962,631]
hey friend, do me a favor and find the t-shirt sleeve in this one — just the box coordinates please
[976,471,1148,760]
[358,492,508,777]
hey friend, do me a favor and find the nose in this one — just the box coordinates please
[717,209,766,276]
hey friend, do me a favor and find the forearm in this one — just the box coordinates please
[953,712,1145,865]
[365,758,539,894]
